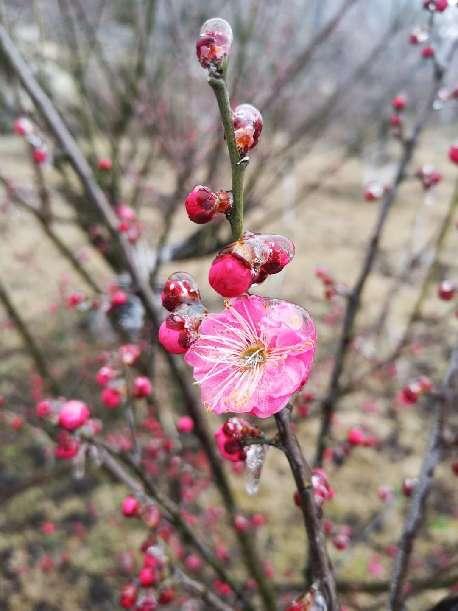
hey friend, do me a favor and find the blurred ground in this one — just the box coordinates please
[0,129,457,610]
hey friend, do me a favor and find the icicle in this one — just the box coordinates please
[73,442,87,479]
[245,444,267,496]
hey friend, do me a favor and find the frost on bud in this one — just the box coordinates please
[245,444,267,496]
[364,182,384,202]
[409,27,429,45]
[438,280,456,301]
[196,18,233,70]
[214,417,261,463]
[161,272,201,311]
[416,165,442,190]
[311,468,334,506]
[184,185,232,224]
[285,584,327,611]
[13,116,34,137]
[423,0,448,11]
[158,303,206,354]
[209,232,294,297]
[232,104,263,154]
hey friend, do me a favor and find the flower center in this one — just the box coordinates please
[239,342,267,369]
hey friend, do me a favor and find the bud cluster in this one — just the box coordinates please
[209,232,295,297]
[159,272,206,354]
[13,116,49,165]
[214,418,261,463]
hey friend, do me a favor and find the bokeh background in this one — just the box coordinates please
[0,1,457,610]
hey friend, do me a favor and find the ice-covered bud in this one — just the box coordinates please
[416,165,442,190]
[138,566,157,587]
[245,444,267,496]
[214,417,260,462]
[161,272,201,312]
[409,27,429,45]
[256,234,295,276]
[58,400,90,431]
[13,116,34,137]
[424,0,448,11]
[347,426,366,446]
[311,468,335,506]
[121,495,140,517]
[95,365,117,387]
[333,532,350,550]
[364,182,384,202]
[196,18,233,69]
[209,253,253,297]
[402,477,418,497]
[391,94,407,111]
[232,104,263,154]
[438,280,456,301]
[55,431,80,460]
[119,343,141,366]
[399,381,422,405]
[133,376,152,398]
[449,144,458,165]
[184,186,232,224]
[158,302,206,354]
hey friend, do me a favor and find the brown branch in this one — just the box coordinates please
[275,408,339,610]
[388,347,458,610]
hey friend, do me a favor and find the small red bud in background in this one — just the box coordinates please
[391,94,407,111]
[58,400,90,431]
[176,415,194,433]
[421,45,435,59]
[101,386,122,409]
[449,144,458,165]
[438,280,456,301]
[119,583,138,608]
[96,365,117,387]
[209,253,253,297]
[32,147,48,165]
[97,158,112,171]
[402,477,418,497]
[132,376,152,398]
[121,495,140,517]
[13,116,34,136]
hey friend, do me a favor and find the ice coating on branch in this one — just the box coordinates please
[185,295,316,417]
[245,444,267,495]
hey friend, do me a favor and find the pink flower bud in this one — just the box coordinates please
[158,318,188,354]
[55,431,80,460]
[449,144,458,165]
[347,427,366,446]
[438,280,456,301]
[364,182,384,202]
[424,0,448,11]
[185,185,217,224]
[196,18,233,69]
[13,116,34,137]
[133,376,152,398]
[32,147,48,165]
[36,399,52,418]
[421,45,435,59]
[97,158,112,171]
[402,477,418,497]
[391,94,407,111]
[96,365,117,387]
[101,386,123,409]
[209,253,253,297]
[119,583,138,608]
[138,566,157,587]
[119,344,141,366]
[161,272,200,312]
[121,495,140,517]
[232,104,263,154]
[176,416,194,433]
[58,400,90,431]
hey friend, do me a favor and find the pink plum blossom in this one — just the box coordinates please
[185,295,316,417]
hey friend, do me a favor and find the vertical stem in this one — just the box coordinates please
[208,75,246,241]
[275,409,339,609]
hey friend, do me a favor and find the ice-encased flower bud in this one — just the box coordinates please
[184,186,232,224]
[158,303,206,354]
[161,272,201,312]
[58,400,90,431]
[196,18,233,69]
[209,253,253,297]
[232,104,263,154]
[255,234,295,277]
